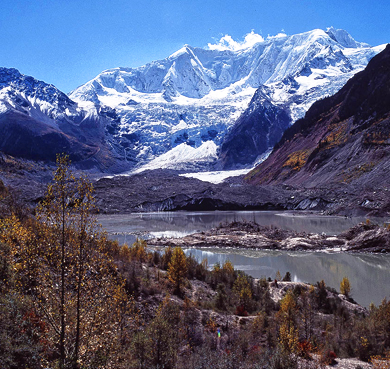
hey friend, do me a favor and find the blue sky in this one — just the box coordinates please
[1,0,389,93]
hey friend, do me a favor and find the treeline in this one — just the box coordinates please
[0,155,390,369]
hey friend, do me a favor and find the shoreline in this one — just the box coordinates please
[148,220,390,254]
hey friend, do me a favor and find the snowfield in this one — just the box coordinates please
[180,169,250,184]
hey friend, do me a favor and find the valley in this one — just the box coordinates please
[1,25,390,369]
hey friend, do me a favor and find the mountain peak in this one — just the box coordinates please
[0,67,23,83]
[326,26,369,48]
[169,45,191,59]
[0,66,75,110]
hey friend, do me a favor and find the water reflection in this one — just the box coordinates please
[98,211,390,308]
[184,248,390,308]
[98,210,373,246]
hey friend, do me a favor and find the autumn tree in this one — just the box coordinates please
[275,270,282,281]
[167,247,188,295]
[148,298,181,368]
[278,291,299,353]
[233,273,253,314]
[160,246,173,270]
[1,154,130,369]
[340,276,351,298]
[371,298,390,349]
[222,260,235,286]
[129,238,148,262]
[37,153,76,368]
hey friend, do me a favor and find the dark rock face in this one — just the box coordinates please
[246,45,390,195]
[219,87,291,169]
[0,111,98,162]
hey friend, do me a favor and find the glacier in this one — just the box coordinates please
[66,28,384,172]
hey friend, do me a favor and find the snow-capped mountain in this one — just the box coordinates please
[245,44,390,196]
[70,27,385,171]
[0,68,126,170]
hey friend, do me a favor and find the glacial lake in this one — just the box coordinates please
[98,211,390,307]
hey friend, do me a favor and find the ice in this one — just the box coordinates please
[134,141,218,172]
[180,169,250,184]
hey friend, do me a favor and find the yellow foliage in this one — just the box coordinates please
[279,324,299,354]
[167,247,188,294]
[222,260,234,275]
[282,150,310,171]
[1,153,132,368]
[119,244,131,260]
[361,336,369,349]
[340,276,351,298]
[371,351,390,369]
[206,316,217,333]
[275,270,282,281]
[279,292,297,320]
[277,291,299,353]
[233,273,253,312]
[319,121,348,150]
[341,162,376,183]
[130,238,148,262]
[213,262,221,273]
[364,130,390,145]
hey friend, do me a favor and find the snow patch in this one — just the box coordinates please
[0,101,8,114]
[181,149,271,184]
[180,169,249,184]
[169,46,189,59]
[134,141,218,172]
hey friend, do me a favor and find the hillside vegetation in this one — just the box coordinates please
[1,155,390,369]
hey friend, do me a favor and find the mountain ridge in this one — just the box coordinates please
[0,67,128,171]
[69,28,384,171]
[245,43,390,213]
[0,28,385,173]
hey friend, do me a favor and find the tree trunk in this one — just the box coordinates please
[60,190,66,369]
